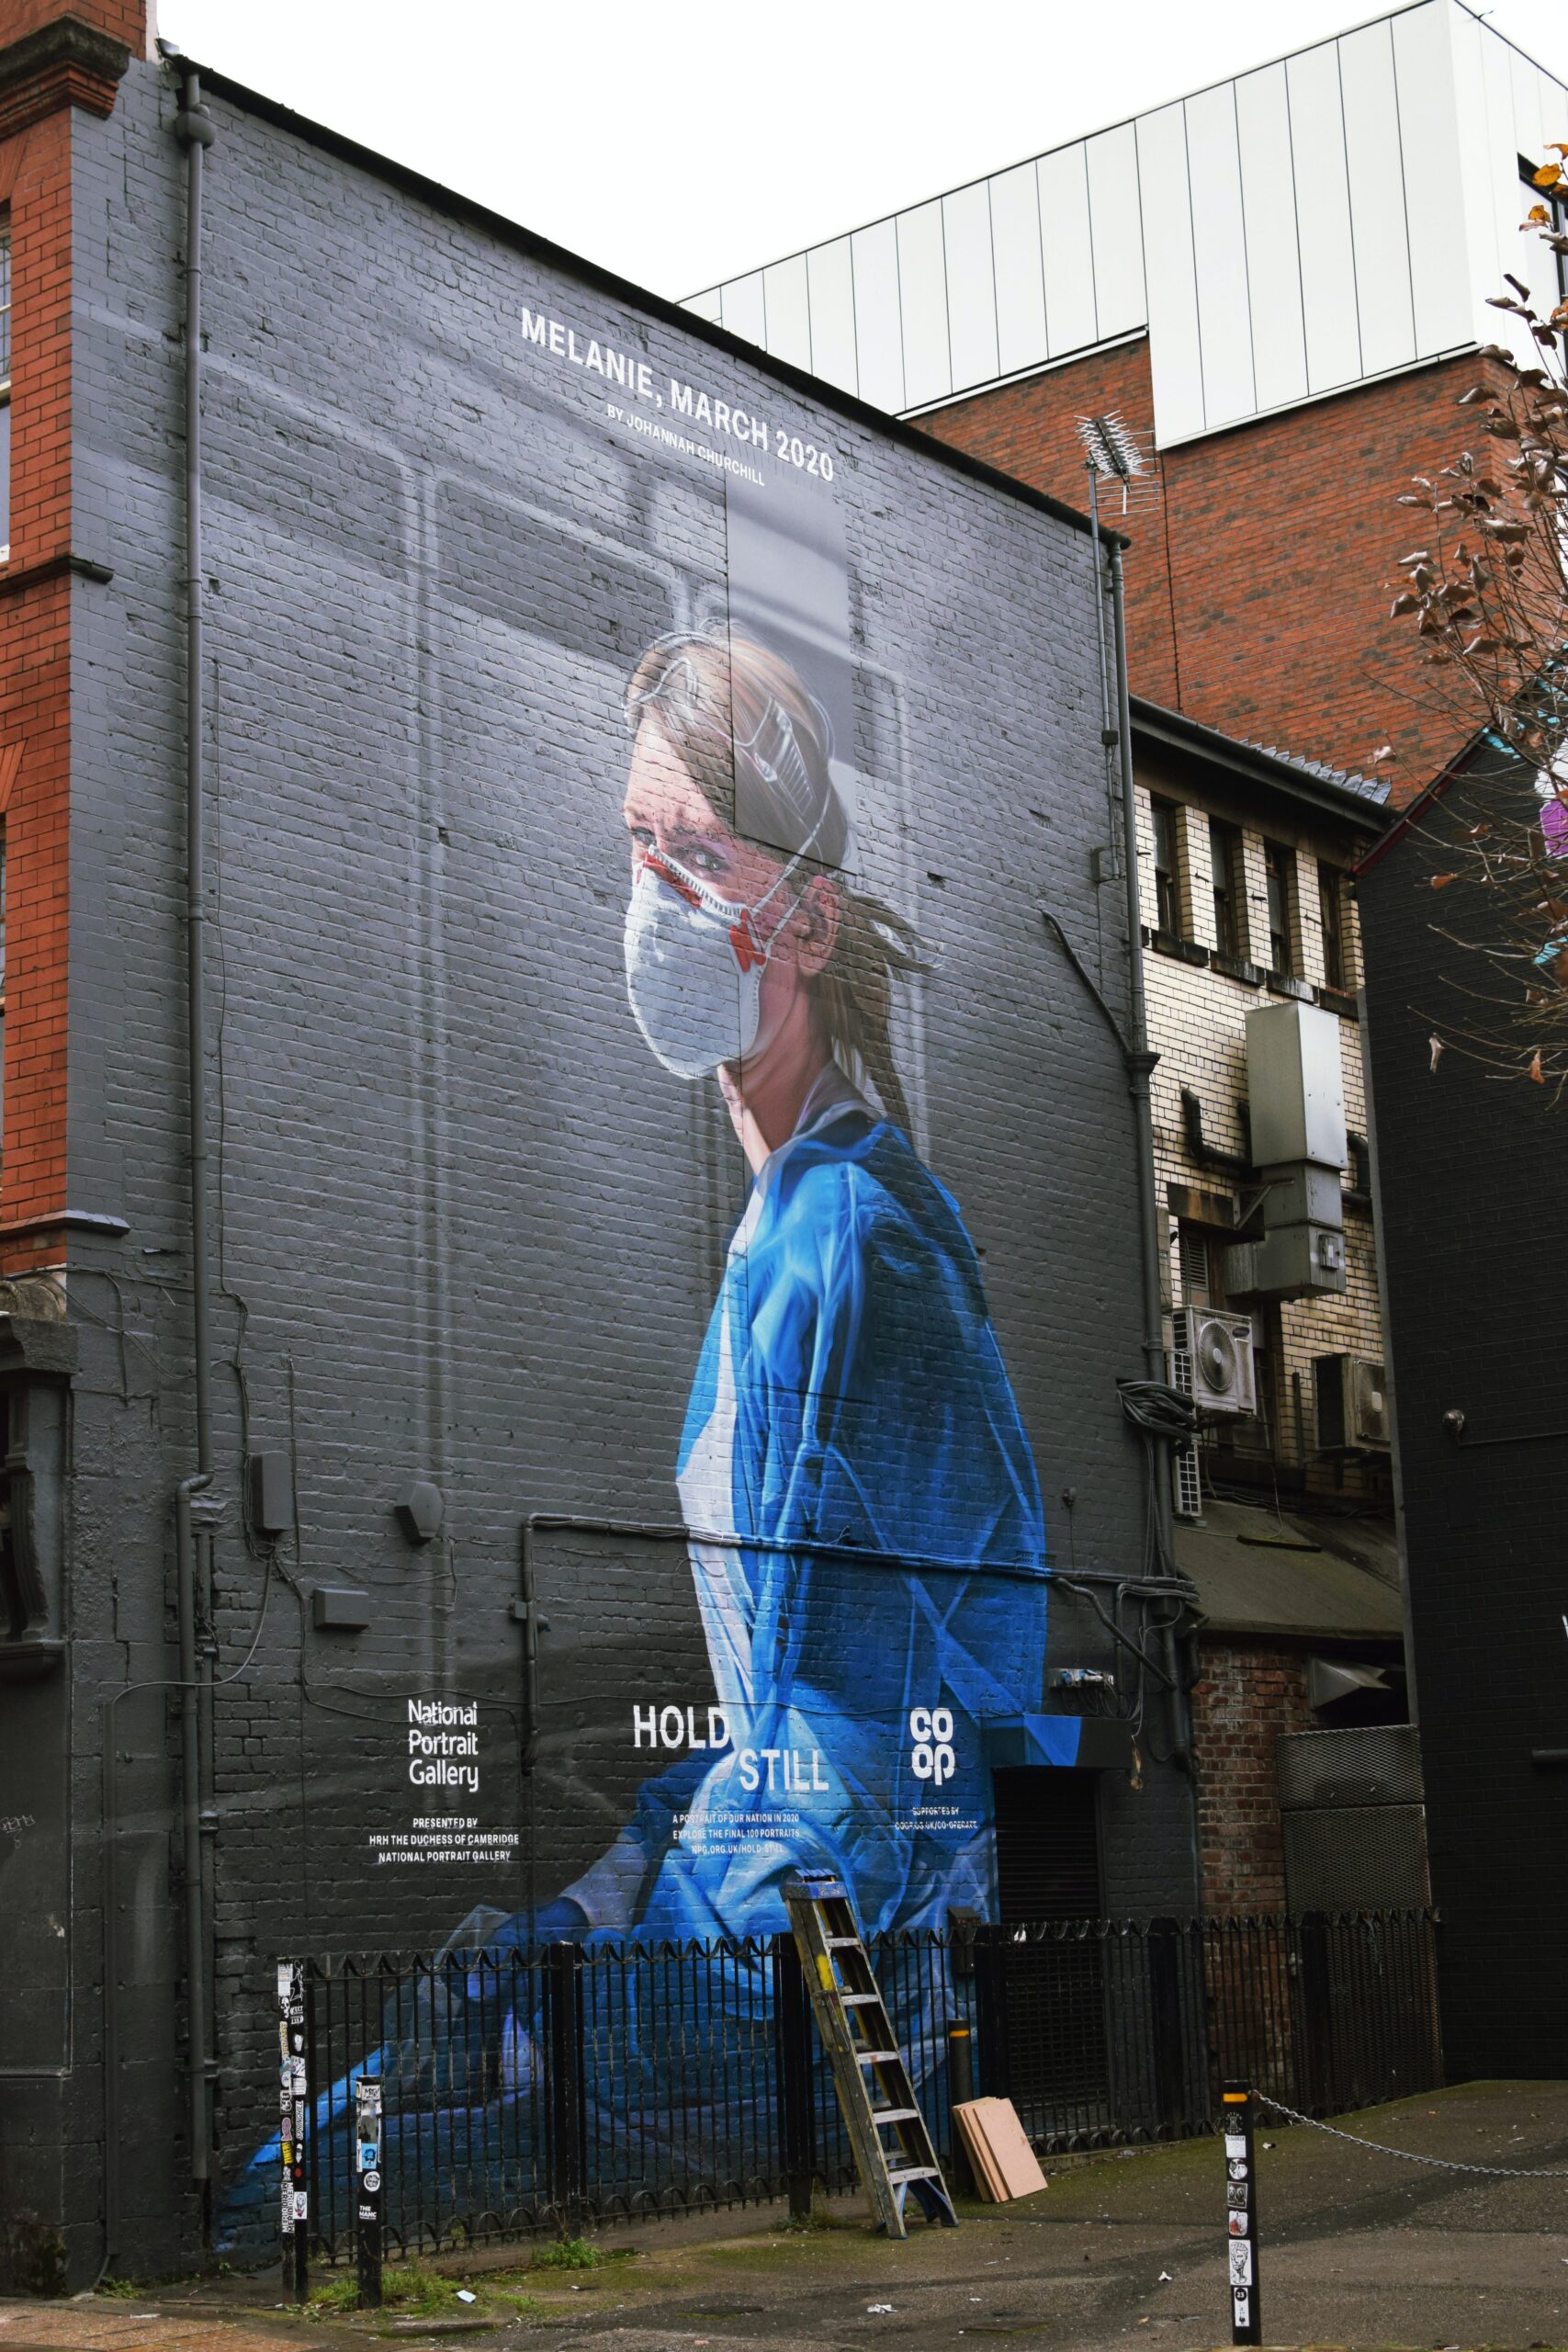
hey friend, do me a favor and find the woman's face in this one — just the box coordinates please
[622,718,839,1051]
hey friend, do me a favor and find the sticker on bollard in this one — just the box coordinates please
[355,2075,384,2310]
[276,1962,309,2303]
[1223,2082,1259,2346]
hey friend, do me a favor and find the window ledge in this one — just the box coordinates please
[1149,929,1210,967]
[1266,971,1313,1001]
[1211,953,1267,988]
[1317,986,1359,1021]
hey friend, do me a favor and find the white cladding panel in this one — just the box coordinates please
[1037,141,1098,358]
[1136,102,1205,444]
[943,179,1000,392]
[687,0,1566,439]
[897,200,953,410]
[989,160,1049,378]
[762,254,812,372]
[1393,2,1472,356]
[720,271,766,350]
[1340,20,1419,379]
[1086,123,1147,338]
[851,219,905,413]
[805,239,857,398]
[1288,42,1364,394]
[1235,64,1309,413]
[1185,80,1257,428]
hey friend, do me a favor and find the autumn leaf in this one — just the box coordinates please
[1531,164,1562,190]
[1428,1034,1445,1074]
[1529,1048,1544,1082]
[1429,873,1459,889]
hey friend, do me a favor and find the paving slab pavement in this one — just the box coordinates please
[5,2081,1567,2352]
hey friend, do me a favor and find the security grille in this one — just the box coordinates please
[1280,1804,1429,1911]
[1279,1726,1428,1915]
[1277,1724,1424,1810]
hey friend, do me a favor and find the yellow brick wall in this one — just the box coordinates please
[1134,760,1384,1497]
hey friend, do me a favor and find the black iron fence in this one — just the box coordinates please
[286,1909,1440,2260]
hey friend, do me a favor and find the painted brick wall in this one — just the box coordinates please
[1190,1639,1315,1914]
[1358,753,1568,2078]
[48,62,1201,2274]
[921,345,1508,803]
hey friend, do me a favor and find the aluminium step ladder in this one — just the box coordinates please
[783,1871,959,2238]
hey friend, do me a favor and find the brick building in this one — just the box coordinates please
[687,0,1566,806]
[1125,701,1407,1915]
[0,0,1213,2288]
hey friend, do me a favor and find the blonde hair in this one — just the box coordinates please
[626,631,925,1132]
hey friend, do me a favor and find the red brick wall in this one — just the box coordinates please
[0,107,73,1269]
[1190,1638,1314,1915]
[921,346,1504,802]
[0,0,142,51]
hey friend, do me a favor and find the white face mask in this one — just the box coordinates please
[624,844,807,1080]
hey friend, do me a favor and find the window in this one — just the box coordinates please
[1210,820,1244,958]
[1520,154,1568,307]
[0,225,10,562]
[1264,841,1295,975]
[1150,797,1180,935]
[1318,865,1348,991]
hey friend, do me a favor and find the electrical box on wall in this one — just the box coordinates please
[1314,1354,1390,1451]
[246,1450,294,1536]
[1245,1001,1348,1170]
[1225,1000,1348,1302]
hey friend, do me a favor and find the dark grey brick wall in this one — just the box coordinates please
[44,58,1198,2273]
[1359,744,1568,2080]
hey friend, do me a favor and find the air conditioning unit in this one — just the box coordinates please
[1314,1354,1390,1451]
[1171,1440,1203,1521]
[1174,1306,1257,1416]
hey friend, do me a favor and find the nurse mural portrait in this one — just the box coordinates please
[219,629,1052,2234]
[538,627,1052,1942]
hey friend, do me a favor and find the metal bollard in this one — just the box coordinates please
[277,1962,309,2303]
[355,2076,383,2309]
[1223,2081,1260,2346]
[947,2024,976,2198]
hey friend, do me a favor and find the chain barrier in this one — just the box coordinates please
[1255,2091,1568,2178]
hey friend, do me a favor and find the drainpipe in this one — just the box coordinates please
[1107,537,1174,1575]
[174,63,216,2190]
[1105,534,1194,1792]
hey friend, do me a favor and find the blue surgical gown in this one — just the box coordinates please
[558,1069,1050,1941]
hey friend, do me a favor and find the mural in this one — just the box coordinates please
[220,293,1077,2235]
[536,617,1050,1944]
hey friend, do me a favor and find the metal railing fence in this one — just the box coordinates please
[284,1908,1439,2260]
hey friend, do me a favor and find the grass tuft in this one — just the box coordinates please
[530,2233,604,2271]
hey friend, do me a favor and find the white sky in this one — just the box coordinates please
[153,0,1568,302]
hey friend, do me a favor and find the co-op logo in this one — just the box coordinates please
[908,1707,956,1786]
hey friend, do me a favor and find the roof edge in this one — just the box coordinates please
[1131,697,1392,831]
[172,54,1124,552]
